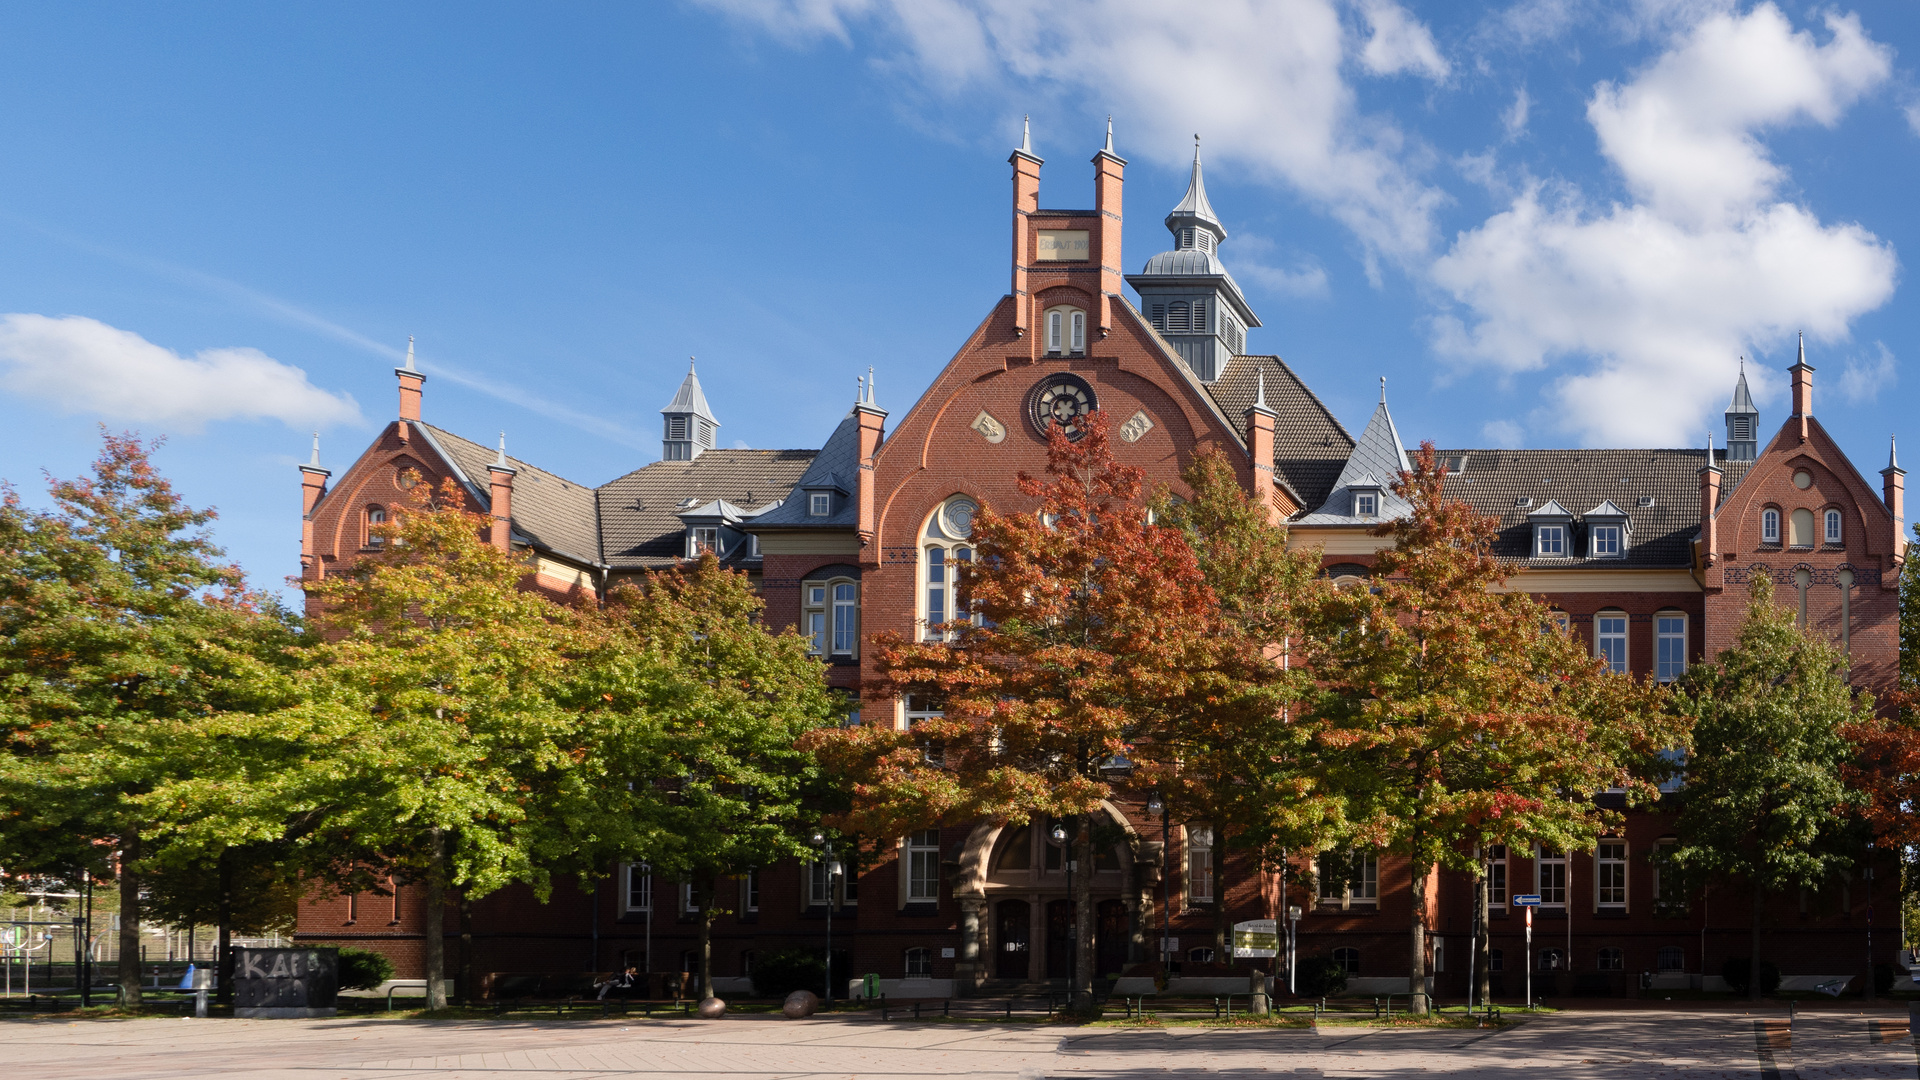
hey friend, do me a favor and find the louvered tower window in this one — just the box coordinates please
[1168,301,1190,333]
[668,416,688,440]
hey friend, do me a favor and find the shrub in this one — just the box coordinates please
[751,948,827,999]
[1720,957,1780,996]
[337,947,396,991]
[1294,954,1348,998]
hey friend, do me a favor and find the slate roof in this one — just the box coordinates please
[1203,355,1355,511]
[597,448,817,570]
[661,364,719,423]
[1294,397,1412,525]
[749,412,863,530]
[1430,448,1753,569]
[418,424,603,567]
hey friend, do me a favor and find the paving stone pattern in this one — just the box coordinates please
[1,1009,1915,1079]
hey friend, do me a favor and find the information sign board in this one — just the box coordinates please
[1231,919,1278,958]
[233,947,339,1018]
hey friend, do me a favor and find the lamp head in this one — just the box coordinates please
[1049,823,1068,844]
[811,831,826,846]
[1145,794,1163,817]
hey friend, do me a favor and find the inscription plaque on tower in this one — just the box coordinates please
[1035,230,1089,261]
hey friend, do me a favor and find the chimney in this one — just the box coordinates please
[1009,116,1042,340]
[1789,332,1813,443]
[1244,370,1279,523]
[299,432,331,579]
[1091,117,1125,338]
[487,432,515,553]
[1698,431,1722,567]
[855,368,888,553]
[396,336,425,436]
[1884,434,1905,562]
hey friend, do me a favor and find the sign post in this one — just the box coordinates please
[1513,895,1540,1010]
[1285,906,1302,995]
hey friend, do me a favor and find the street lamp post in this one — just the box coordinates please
[1144,795,1168,975]
[1049,820,1074,1001]
[812,832,842,1007]
[1286,905,1302,995]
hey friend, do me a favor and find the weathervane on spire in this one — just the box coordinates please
[1379,376,1387,404]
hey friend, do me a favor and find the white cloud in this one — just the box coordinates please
[1906,101,1920,137]
[1502,86,1531,139]
[1835,341,1895,405]
[1356,0,1451,81]
[1430,5,1897,446]
[1482,419,1525,447]
[0,314,362,433]
[695,0,1449,260]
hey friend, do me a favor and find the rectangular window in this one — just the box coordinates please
[1597,840,1627,908]
[831,582,858,655]
[1656,615,1686,681]
[681,882,697,914]
[1188,826,1214,905]
[1487,846,1507,907]
[1047,310,1062,352]
[625,863,652,912]
[1825,509,1842,544]
[1316,850,1379,909]
[690,526,720,556]
[804,584,827,655]
[904,947,931,978]
[809,492,831,517]
[905,694,944,730]
[808,861,833,907]
[1070,310,1085,353]
[1591,525,1622,557]
[925,546,946,635]
[668,416,688,440]
[1596,614,1627,673]
[744,869,759,912]
[1354,491,1377,516]
[1537,848,1567,907]
[906,830,940,902]
[748,534,760,558]
[1537,525,1565,557]
[1191,298,1206,331]
[1762,508,1780,543]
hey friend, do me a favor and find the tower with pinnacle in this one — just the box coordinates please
[1724,359,1759,461]
[1124,138,1261,382]
[661,359,719,461]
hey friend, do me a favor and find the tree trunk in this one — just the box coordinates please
[1749,883,1763,1003]
[458,889,474,1007]
[1474,846,1491,1009]
[424,827,448,1010]
[1073,818,1095,1013]
[216,849,234,1007]
[1409,858,1430,1015]
[118,837,142,1006]
[1212,825,1231,966]
[695,873,715,1000]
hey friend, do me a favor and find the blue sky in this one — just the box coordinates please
[1,1,1914,596]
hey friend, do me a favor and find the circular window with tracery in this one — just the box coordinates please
[941,498,977,539]
[1026,374,1097,441]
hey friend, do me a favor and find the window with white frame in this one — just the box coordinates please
[1824,508,1842,544]
[365,506,387,548]
[1536,847,1567,907]
[808,861,835,907]
[809,492,831,517]
[906,829,941,903]
[748,534,761,558]
[690,526,720,557]
[1044,305,1086,355]
[1597,839,1627,909]
[1657,749,1686,795]
[681,881,698,913]
[804,583,828,655]
[1487,846,1508,907]
[1590,524,1623,558]
[1656,613,1686,682]
[1596,612,1627,673]
[904,947,932,978]
[744,869,759,913]
[624,863,651,913]
[1354,490,1378,517]
[1536,524,1566,557]
[831,582,857,654]
[923,497,978,639]
[1187,825,1214,905]
[1317,850,1379,909]
[1761,507,1780,544]
[801,577,857,657]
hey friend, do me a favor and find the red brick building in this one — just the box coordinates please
[294,126,1907,1000]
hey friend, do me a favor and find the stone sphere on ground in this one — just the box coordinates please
[697,996,727,1018]
[782,990,819,1018]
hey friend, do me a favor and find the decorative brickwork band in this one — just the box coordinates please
[882,546,920,566]
[1722,562,1878,587]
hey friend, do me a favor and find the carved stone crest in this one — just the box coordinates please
[1119,410,1155,444]
[970,411,1007,444]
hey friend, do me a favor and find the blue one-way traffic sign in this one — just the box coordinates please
[1512,894,1541,907]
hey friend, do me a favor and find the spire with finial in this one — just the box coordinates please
[307,431,322,469]
[660,357,719,461]
[493,431,509,469]
[1379,375,1387,404]
[1256,369,1267,408]
[1724,355,1759,462]
[856,374,864,405]
[1890,433,1900,472]
[1102,115,1114,155]
[403,335,417,372]
[1165,133,1226,250]
[1021,114,1030,153]
[866,365,875,405]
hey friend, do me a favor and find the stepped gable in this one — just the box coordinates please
[597,448,816,570]
[1203,354,1353,511]
[1432,447,1751,569]
[417,423,601,566]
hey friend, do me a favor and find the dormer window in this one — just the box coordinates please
[1044,306,1086,355]
[809,492,831,517]
[690,526,720,557]
[1590,525,1622,558]
[1536,525,1565,557]
[1353,491,1378,517]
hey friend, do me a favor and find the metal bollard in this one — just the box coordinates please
[913,1002,921,1019]
[1006,999,1013,1019]
[943,999,950,1017]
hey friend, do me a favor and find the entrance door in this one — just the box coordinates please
[1047,899,1076,980]
[995,900,1030,979]
[1097,899,1129,977]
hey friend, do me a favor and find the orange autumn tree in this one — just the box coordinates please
[811,411,1260,1013]
[1841,519,1920,941]
[1303,443,1682,1014]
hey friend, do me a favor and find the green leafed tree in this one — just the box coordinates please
[1303,443,1681,1013]
[1658,570,1873,1001]
[0,432,299,1006]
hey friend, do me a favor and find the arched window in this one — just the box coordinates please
[923,497,978,640]
[365,506,387,548]
[1761,507,1780,544]
[1789,507,1814,547]
[1332,947,1360,975]
[1043,305,1086,355]
[904,947,932,978]
[802,576,859,657]
[1597,947,1624,971]
[1824,508,1842,545]
[1595,611,1628,673]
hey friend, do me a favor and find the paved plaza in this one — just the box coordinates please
[1,1007,1916,1079]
